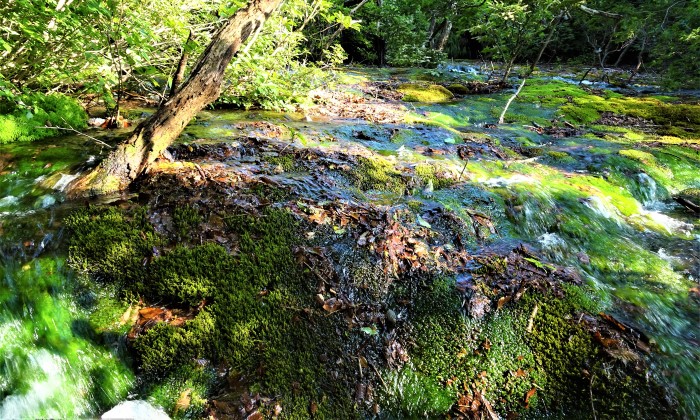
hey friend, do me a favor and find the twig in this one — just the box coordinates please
[526,303,539,333]
[499,78,526,124]
[369,362,388,390]
[458,159,469,181]
[40,124,113,149]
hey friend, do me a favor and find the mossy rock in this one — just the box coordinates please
[398,83,454,103]
[414,162,454,190]
[545,150,576,164]
[446,84,470,95]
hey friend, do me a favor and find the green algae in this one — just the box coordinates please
[0,257,134,417]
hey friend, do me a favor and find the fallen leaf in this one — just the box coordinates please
[174,388,192,414]
[416,214,432,229]
[323,297,343,313]
[359,356,368,368]
[524,387,536,408]
[497,295,511,309]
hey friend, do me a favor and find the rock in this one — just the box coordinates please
[101,400,170,420]
[468,293,491,320]
[577,252,590,265]
[674,188,700,213]
[385,309,397,328]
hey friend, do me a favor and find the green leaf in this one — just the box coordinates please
[360,326,378,336]
[416,214,431,229]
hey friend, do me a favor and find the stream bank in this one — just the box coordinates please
[1,64,699,418]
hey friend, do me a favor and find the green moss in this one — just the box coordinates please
[66,206,160,294]
[350,156,406,194]
[381,367,455,417]
[520,292,598,410]
[398,83,454,103]
[414,162,454,190]
[172,205,202,239]
[144,362,216,419]
[265,154,296,172]
[135,310,215,379]
[146,244,234,306]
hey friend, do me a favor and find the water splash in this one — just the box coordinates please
[52,173,80,192]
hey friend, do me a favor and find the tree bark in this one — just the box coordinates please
[434,19,452,52]
[68,0,283,197]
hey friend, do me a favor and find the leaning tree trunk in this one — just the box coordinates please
[68,0,283,196]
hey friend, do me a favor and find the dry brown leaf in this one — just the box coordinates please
[174,388,192,414]
[497,295,511,310]
[524,387,536,408]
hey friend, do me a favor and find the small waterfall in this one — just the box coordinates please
[52,173,80,192]
[637,173,662,208]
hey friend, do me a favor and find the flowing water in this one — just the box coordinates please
[0,134,134,417]
[1,70,699,417]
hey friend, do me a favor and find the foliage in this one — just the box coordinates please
[0,92,87,143]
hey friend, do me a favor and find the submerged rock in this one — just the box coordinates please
[675,188,700,213]
[101,400,170,420]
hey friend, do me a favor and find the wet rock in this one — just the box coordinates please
[385,309,397,328]
[102,400,170,419]
[468,293,491,319]
[674,188,700,213]
[577,252,590,265]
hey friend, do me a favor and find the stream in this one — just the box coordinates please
[1,68,698,417]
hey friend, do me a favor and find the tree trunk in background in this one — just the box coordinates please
[375,0,386,66]
[169,30,193,98]
[433,19,452,52]
[67,0,283,197]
